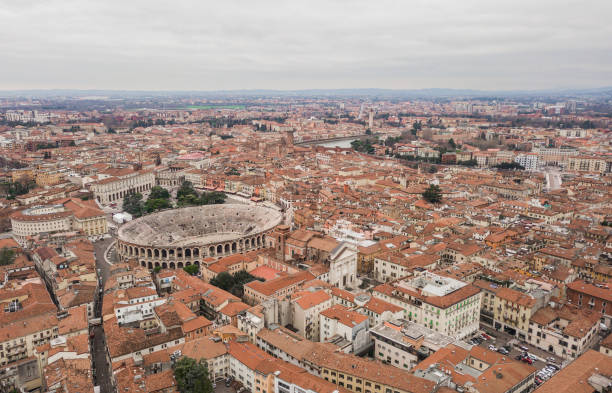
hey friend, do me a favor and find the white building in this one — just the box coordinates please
[327,243,358,290]
[372,271,481,339]
[320,304,370,353]
[370,319,455,371]
[90,168,155,205]
[515,153,539,171]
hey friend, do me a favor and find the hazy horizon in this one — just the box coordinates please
[1,0,611,91]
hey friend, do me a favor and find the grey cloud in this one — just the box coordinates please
[0,0,610,90]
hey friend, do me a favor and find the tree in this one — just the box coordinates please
[123,193,145,217]
[149,186,170,200]
[411,120,422,135]
[494,162,524,170]
[200,191,226,205]
[183,264,199,276]
[173,357,213,393]
[145,197,171,213]
[0,247,16,266]
[209,272,234,291]
[365,128,372,135]
[448,138,456,149]
[422,184,442,204]
[210,270,261,297]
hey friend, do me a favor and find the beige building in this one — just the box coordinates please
[292,290,332,341]
[493,287,537,340]
[90,168,155,205]
[567,156,609,173]
[10,198,107,246]
[528,305,600,360]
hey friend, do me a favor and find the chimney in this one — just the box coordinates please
[343,184,349,194]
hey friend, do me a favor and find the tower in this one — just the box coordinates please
[368,109,374,130]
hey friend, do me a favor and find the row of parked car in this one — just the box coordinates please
[535,363,560,385]
[468,332,494,346]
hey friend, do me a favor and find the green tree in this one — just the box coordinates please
[210,270,261,297]
[173,357,213,393]
[448,138,456,149]
[145,197,171,213]
[494,162,524,170]
[149,186,170,200]
[183,264,199,276]
[209,271,234,291]
[422,184,442,204]
[123,193,145,217]
[0,247,16,266]
[200,191,226,205]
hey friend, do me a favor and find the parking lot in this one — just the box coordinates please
[468,326,565,386]
[214,384,234,393]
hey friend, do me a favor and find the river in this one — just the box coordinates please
[315,138,356,148]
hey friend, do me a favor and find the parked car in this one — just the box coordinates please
[497,348,509,355]
[519,345,529,351]
[522,357,533,365]
[488,345,497,351]
[481,333,491,340]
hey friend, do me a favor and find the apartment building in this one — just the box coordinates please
[292,290,332,341]
[370,319,454,371]
[319,304,369,353]
[567,156,609,173]
[373,252,438,282]
[528,305,600,360]
[243,271,315,305]
[566,280,612,326]
[372,272,481,339]
[493,287,537,339]
[305,346,436,393]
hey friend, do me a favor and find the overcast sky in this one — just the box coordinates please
[1,0,611,91]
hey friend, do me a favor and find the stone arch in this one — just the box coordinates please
[209,246,215,256]
[194,261,200,266]
[245,238,250,248]
[185,249,191,258]
[154,249,160,258]
[162,262,168,269]
[147,262,153,269]
[224,244,230,253]
[140,247,146,257]
[232,242,237,252]
[141,260,146,267]
[193,248,199,257]
[161,249,167,258]
[186,261,191,266]
[147,249,152,258]
[154,262,160,268]
[177,262,184,268]
[177,248,182,258]
[170,262,176,269]
[217,244,223,254]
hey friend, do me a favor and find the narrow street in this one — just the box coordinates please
[91,236,117,393]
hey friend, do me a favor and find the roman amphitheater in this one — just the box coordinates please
[117,204,284,269]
